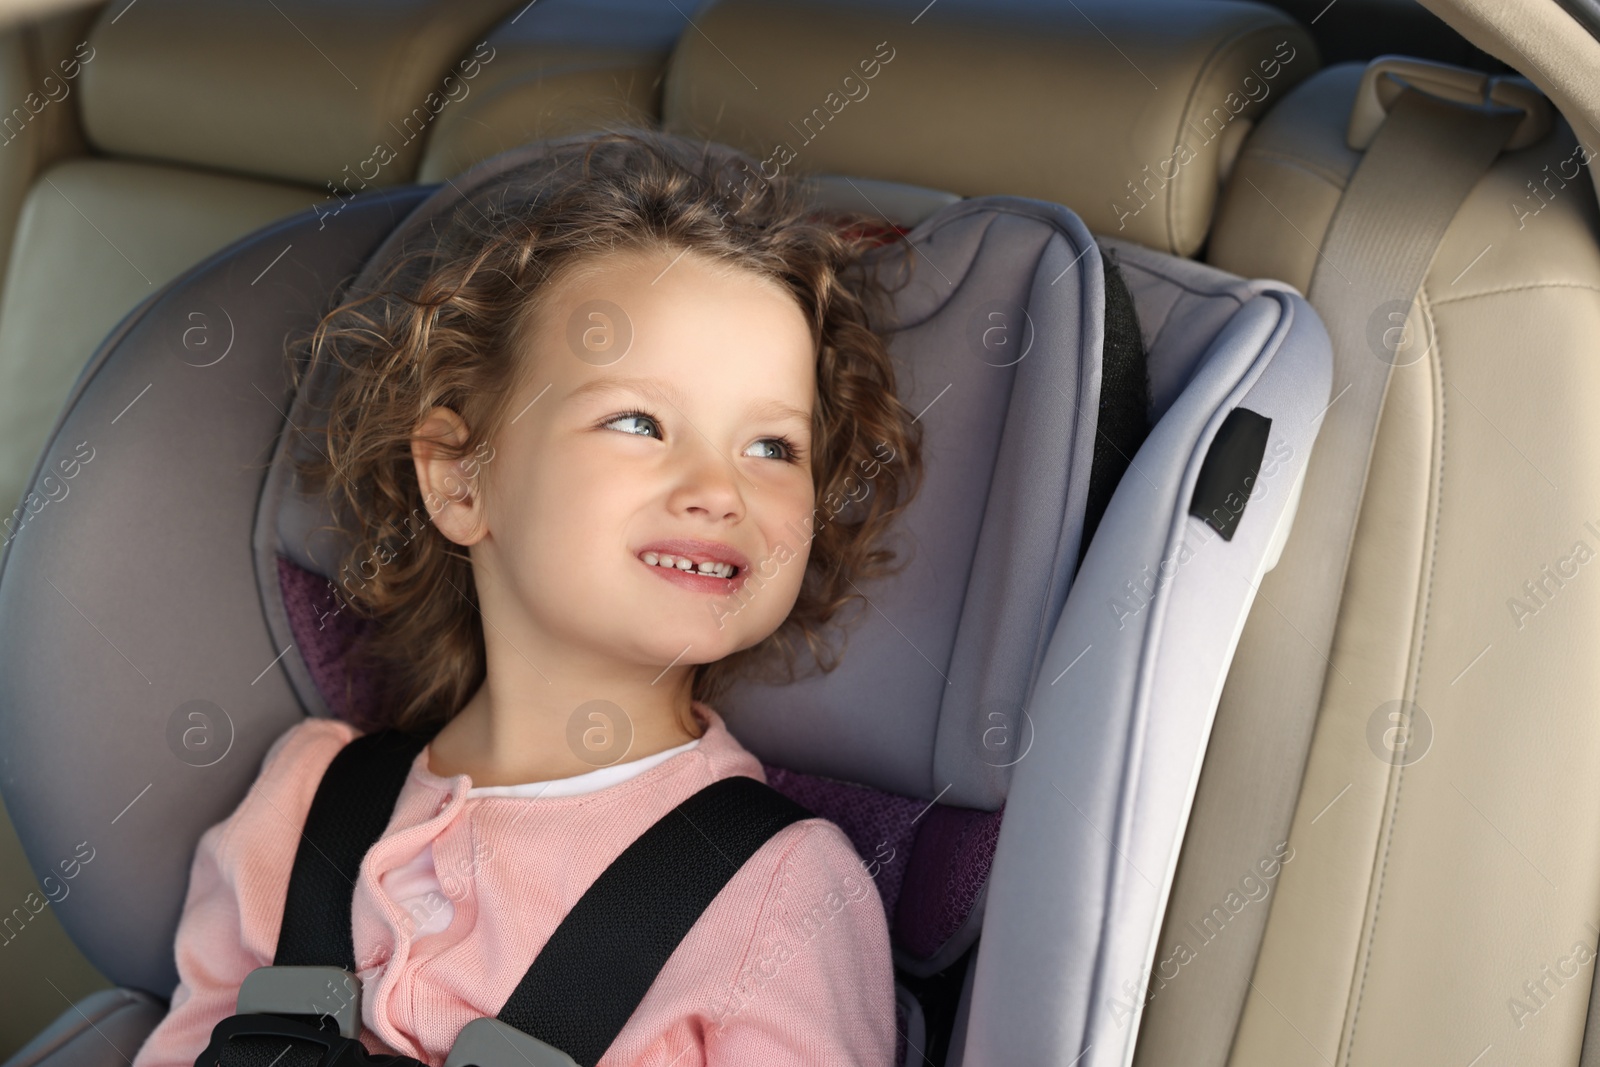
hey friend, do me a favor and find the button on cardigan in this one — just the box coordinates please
[379,737,703,944]
[129,702,896,1067]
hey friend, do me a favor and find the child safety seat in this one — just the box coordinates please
[0,132,1331,1067]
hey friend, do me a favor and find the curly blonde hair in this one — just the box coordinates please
[288,128,925,734]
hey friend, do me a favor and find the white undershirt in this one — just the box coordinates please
[380,738,700,943]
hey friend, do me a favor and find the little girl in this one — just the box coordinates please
[129,128,925,1067]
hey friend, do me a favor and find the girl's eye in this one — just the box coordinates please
[604,411,661,438]
[746,437,805,463]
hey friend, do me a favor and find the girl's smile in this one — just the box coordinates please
[636,537,752,594]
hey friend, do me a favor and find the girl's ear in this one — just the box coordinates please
[411,406,488,547]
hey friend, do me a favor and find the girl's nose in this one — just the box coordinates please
[668,448,746,521]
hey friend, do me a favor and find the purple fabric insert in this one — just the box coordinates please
[893,995,907,1067]
[893,802,1005,961]
[760,763,921,919]
[760,765,1004,965]
[277,553,1004,965]
[276,555,380,726]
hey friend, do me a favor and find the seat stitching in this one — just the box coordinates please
[1342,283,1445,1064]
[1102,254,1253,304]
[1166,24,1239,254]
[1168,18,1285,253]
[1428,279,1600,306]
[1236,148,1351,191]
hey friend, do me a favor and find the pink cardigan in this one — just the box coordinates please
[130,703,896,1067]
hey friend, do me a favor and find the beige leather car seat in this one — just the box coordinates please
[1149,57,1600,1066]
[648,0,1314,260]
[0,7,94,300]
[414,0,684,185]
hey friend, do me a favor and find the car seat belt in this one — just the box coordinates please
[1132,81,1524,1066]
[199,728,813,1067]
[278,728,433,970]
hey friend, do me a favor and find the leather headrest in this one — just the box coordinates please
[663,0,1319,257]
[78,0,520,189]
[417,0,690,183]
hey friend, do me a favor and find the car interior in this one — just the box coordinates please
[0,0,1597,1065]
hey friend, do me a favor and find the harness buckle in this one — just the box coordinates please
[208,965,578,1067]
[198,1012,421,1067]
[236,965,364,1039]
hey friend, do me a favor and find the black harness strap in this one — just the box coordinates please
[496,775,811,1066]
[210,729,438,1067]
[275,728,437,968]
[273,729,812,1067]
[1078,243,1152,571]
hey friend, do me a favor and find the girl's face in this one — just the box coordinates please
[434,246,819,679]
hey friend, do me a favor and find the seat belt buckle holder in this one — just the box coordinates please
[441,1018,579,1067]
[197,1012,421,1067]
[226,966,577,1067]
[1347,54,1552,151]
[236,965,364,1039]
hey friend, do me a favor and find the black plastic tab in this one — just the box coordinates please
[1188,407,1273,541]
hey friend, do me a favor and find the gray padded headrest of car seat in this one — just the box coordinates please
[268,137,1114,816]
